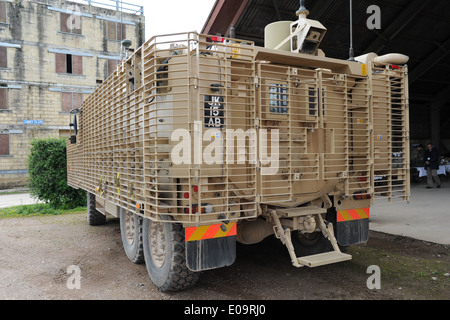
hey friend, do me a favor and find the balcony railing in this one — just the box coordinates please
[64,0,144,15]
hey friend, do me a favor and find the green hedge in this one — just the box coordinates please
[28,138,86,209]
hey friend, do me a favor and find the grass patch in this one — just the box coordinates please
[347,244,449,299]
[0,203,86,219]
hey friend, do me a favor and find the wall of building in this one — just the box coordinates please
[0,0,145,189]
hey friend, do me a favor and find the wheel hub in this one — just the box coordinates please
[124,212,135,245]
[149,221,166,268]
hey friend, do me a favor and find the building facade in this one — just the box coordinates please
[0,0,145,189]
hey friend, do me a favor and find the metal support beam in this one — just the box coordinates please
[202,0,250,37]
[409,37,450,85]
[308,0,332,20]
[272,0,282,21]
[364,0,431,54]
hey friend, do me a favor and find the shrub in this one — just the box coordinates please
[28,138,86,209]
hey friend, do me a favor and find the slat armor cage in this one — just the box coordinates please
[67,32,410,225]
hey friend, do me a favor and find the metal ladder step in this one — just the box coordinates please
[297,251,352,268]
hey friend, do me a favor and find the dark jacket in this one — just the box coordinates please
[424,147,439,170]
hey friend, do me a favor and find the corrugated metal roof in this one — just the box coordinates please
[204,0,449,137]
[203,0,450,144]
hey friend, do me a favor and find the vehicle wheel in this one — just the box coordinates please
[87,192,106,226]
[291,231,333,256]
[120,208,144,264]
[142,218,199,292]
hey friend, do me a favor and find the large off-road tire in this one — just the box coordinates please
[142,218,199,292]
[120,208,144,264]
[291,231,333,256]
[87,192,106,226]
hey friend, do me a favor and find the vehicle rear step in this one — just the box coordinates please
[270,207,352,268]
[297,251,351,268]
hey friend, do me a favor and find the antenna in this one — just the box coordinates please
[296,0,309,18]
[120,0,124,60]
[348,0,355,61]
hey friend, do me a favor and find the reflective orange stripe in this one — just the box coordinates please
[202,224,222,240]
[185,222,237,242]
[337,208,370,222]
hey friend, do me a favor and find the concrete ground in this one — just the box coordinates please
[0,192,42,209]
[370,179,450,245]
[0,179,449,245]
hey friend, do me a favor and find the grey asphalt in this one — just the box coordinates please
[0,181,449,245]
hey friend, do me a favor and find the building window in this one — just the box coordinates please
[62,92,83,113]
[0,85,7,109]
[0,46,7,68]
[107,21,126,41]
[0,134,9,156]
[0,1,7,24]
[56,53,83,75]
[60,12,82,34]
[108,59,119,76]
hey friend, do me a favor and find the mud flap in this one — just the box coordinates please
[336,218,369,247]
[186,236,236,271]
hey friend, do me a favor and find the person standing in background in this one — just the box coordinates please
[424,143,441,189]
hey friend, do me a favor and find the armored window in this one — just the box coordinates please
[60,12,82,35]
[0,85,7,109]
[0,46,6,68]
[107,21,126,41]
[0,1,6,24]
[62,92,83,113]
[56,53,83,75]
[269,83,288,114]
[0,134,9,156]
[308,87,316,116]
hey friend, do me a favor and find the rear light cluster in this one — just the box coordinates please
[353,191,372,200]
[183,186,214,214]
[184,203,214,214]
[183,185,199,199]
[207,36,225,43]
[184,204,205,214]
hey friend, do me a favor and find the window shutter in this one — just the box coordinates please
[62,92,73,112]
[108,59,118,76]
[72,93,83,109]
[108,21,116,40]
[60,12,70,32]
[0,1,6,23]
[72,19,82,34]
[0,134,9,156]
[117,23,126,41]
[56,53,66,73]
[0,46,7,68]
[0,87,6,109]
[72,55,83,75]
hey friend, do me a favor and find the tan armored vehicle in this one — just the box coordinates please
[67,3,410,291]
